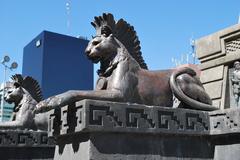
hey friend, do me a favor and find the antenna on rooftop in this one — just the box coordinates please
[171,36,196,67]
[66,0,71,35]
[238,13,240,24]
[190,37,196,64]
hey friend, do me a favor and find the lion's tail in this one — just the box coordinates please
[169,67,218,111]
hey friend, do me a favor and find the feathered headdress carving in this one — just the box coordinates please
[11,74,43,102]
[91,13,148,69]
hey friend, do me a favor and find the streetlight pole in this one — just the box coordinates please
[1,55,18,122]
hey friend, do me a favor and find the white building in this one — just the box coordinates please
[0,82,14,121]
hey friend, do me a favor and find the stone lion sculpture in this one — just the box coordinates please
[1,74,48,130]
[35,13,218,113]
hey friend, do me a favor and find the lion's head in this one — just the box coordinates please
[86,13,148,69]
[4,74,42,107]
[85,33,119,64]
[4,82,24,105]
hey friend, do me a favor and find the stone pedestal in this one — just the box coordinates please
[47,99,240,160]
[0,130,55,160]
[54,132,213,160]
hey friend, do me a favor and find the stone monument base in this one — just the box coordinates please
[0,130,55,160]
[49,99,240,160]
[54,133,214,160]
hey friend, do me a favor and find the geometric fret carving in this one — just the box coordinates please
[0,131,54,146]
[158,110,182,129]
[126,108,155,128]
[186,113,209,131]
[50,100,211,138]
[210,109,240,135]
[48,100,240,136]
[89,105,123,127]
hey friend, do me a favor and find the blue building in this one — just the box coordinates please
[22,31,93,98]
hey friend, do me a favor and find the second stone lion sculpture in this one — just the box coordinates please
[0,74,48,130]
[35,13,218,113]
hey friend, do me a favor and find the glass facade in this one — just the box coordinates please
[0,82,14,122]
[22,31,93,98]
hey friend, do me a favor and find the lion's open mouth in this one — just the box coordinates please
[88,55,101,63]
[4,98,13,104]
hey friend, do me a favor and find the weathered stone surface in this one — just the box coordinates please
[0,130,54,146]
[49,99,240,136]
[209,108,240,135]
[212,135,240,160]
[0,130,55,160]
[196,24,240,60]
[50,100,240,160]
[196,32,222,59]
[49,99,210,138]
[203,81,223,99]
[199,51,240,70]
[201,65,224,84]
[196,24,240,110]
[54,133,214,160]
[212,99,221,108]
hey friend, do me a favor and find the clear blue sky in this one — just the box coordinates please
[1,0,240,84]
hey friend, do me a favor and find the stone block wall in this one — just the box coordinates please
[196,24,240,109]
